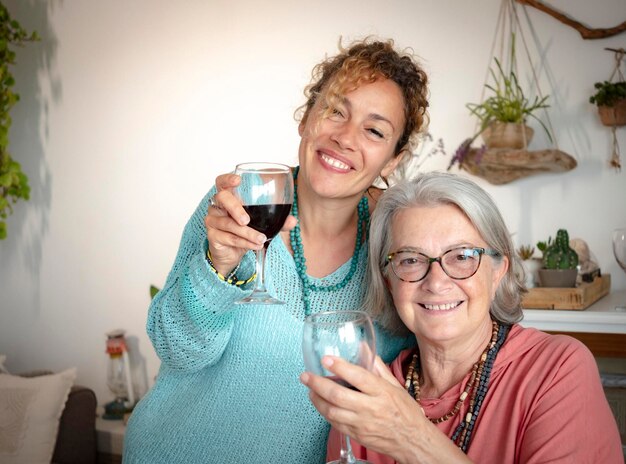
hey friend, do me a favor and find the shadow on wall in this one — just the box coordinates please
[4,0,61,296]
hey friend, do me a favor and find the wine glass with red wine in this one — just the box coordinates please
[234,162,293,305]
[302,310,376,464]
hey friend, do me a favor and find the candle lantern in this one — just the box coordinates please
[103,329,135,420]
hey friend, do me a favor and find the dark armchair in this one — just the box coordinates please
[52,384,98,464]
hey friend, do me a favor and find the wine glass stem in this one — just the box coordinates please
[339,433,357,464]
[252,242,270,293]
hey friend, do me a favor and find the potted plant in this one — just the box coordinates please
[0,3,38,239]
[516,244,541,288]
[537,229,579,288]
[589,80,626,127]
[466,57,551,150]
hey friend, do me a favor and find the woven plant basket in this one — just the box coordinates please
[598,98,626,127]
[481,122,534,149]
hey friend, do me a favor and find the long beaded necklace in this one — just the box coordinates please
[404,321,510,454]
[289,167,370,316]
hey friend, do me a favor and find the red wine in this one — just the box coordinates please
[244,203,292,241]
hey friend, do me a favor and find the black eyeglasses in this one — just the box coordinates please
[384,247,501,283]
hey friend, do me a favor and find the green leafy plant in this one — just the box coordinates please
[589,81,626,107]
[150,285,160,299]
[542,229,578,270]
[0,2,38,239]
[516,244,535,260]
[466,57,551,139]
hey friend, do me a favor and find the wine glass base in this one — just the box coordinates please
[234,292,285,305]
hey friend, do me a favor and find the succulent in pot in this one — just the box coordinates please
[538,229,579,287]
[516,244,535,261]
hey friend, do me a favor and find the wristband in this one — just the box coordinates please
[206,249,256,287]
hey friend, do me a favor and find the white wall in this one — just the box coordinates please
[1,0,625,405]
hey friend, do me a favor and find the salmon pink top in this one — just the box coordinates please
[327,324,623,463]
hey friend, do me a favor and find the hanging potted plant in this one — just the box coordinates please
[0,3,38,239]
[589,80,626,127]
[466,57,551,150]
[447,3,576,184]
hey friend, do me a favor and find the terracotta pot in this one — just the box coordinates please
[481,122,534,149]
[598,98,626,127]
[538,268,578,288]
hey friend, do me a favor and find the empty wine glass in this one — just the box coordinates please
[302,310,376,464]
[612,228,626,310]
[234,162,293,305]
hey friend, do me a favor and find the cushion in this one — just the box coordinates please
[0,368,77,464]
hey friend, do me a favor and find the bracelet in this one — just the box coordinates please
[206,249,256,287]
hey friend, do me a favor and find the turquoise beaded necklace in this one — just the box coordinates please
[289,167,370,316]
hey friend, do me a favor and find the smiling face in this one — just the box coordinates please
[386,204,508,348]
[297,78,405,201]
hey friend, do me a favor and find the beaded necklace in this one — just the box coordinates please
[404,321,510,454]
[289,167,370,316]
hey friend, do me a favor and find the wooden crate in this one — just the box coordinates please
[521,274,611,310]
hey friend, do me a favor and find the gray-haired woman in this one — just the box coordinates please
[302,171,622,463]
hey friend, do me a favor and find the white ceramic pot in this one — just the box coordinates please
[521,258,542,288]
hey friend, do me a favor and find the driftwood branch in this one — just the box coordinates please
[459,148,577,185]
[516,0,626,39]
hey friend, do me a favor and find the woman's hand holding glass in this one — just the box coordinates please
[301,353,431,464]
[302,310,377,464]
[204,169,297,279]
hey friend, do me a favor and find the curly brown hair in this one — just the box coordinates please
[297,37,429,156]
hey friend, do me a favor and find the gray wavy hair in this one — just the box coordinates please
[364,171,525,334]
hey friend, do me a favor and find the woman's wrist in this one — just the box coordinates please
[206,248,256,287]
[396,421,473,464]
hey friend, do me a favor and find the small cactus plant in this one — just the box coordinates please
[542,229,579,270]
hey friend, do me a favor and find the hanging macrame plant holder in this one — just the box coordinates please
[458,0,577,185]
[597,49,626,128]
[595,48,625,171]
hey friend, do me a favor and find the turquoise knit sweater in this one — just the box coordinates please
[123,188,415,464]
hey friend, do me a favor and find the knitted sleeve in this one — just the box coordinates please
[146,189,256,372]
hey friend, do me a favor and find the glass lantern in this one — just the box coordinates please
[103,329,135,420]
